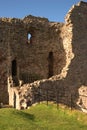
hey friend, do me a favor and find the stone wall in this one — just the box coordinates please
[0,1,87,110]
[9,1,87,110]
[0,15,66,103]
[0,19,10,103]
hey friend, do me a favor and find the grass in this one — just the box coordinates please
[0,102,87,130]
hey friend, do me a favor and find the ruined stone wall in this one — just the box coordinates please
[11,1,87,110]
[67,1,87,86]
[21,16,66,82]
[65,1,87,109]
[8,16,66,82]
[0,16,66,103]
[1,1,87,109]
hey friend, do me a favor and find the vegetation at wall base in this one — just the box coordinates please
[0,102,87,130]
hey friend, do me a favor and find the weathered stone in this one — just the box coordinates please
[0,1,87,110]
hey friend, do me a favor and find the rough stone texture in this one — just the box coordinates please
[0,1,87,110]
[0,16,65,104]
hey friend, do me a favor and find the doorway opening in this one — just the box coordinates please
[48,52,54,78]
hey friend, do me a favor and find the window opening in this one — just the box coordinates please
[12,59,17,76]
[11,59,19,86]
[28,33,31,40]
[48,52,54,78]
[28,33,32,43]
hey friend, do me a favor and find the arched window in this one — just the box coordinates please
[48,52,54,78]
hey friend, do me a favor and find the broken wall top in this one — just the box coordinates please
[65,1,87,25]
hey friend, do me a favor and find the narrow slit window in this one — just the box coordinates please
[48,52,54,78]
[28,33,32,43]
[12,59,17,76]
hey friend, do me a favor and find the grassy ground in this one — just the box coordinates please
[0,103,87,130]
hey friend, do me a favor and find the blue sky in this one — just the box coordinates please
[0,0,87,22]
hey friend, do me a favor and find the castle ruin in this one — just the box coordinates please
[0,1,87,110]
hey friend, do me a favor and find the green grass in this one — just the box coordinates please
[0,103,87,130]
